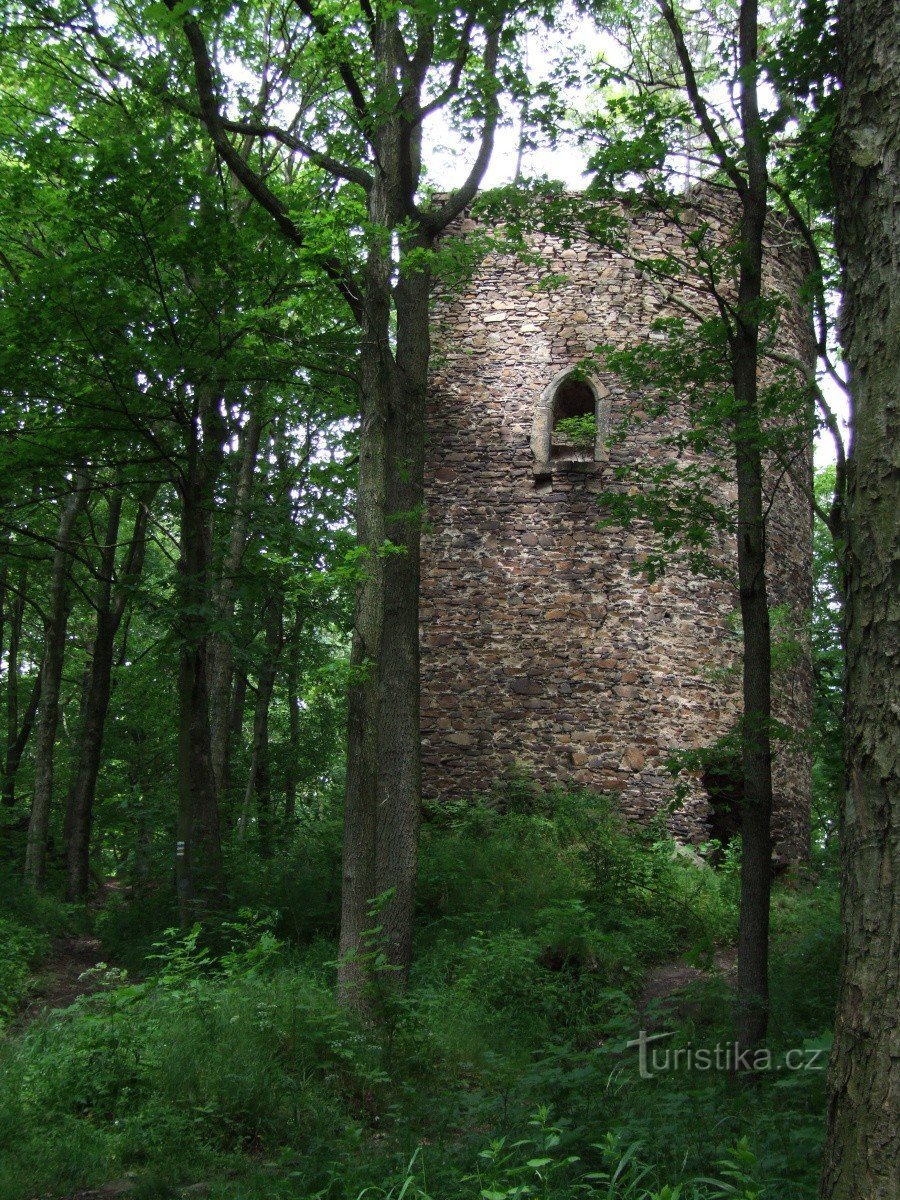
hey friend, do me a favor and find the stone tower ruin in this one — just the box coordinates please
[420,191,814,860]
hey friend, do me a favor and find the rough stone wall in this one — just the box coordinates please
[420,191,814,860]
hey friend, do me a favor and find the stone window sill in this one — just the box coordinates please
[532,458,607,482]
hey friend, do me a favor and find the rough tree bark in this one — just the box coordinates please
[65,490,153,900]
[338,226,430,993]
[820,0,900,1194]
[731,0,775,1053]
[24,469,89,885]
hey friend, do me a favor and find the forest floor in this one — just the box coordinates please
[19,933,107,1023]
[638,947,736,1019]
[0,818,837,1200]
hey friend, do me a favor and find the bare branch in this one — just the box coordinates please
[419,15,476,119]
[217,115,372,190]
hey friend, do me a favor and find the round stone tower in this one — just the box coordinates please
[420,190,814,860]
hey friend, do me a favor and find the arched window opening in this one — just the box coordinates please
[530,369,609,480]
[550,376,596,460]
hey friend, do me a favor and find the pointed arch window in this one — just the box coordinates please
[531,369,610,478]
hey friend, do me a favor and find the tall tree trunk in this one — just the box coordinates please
[208,411,262,796]
[732,0,775,1054]
[820,0,900,1193]
[65,492,153,900]
[237,598,281,857]
[3,562,41,808]
[175,386,226,922]
[656,0,778,1053]
[166,0,502,1006]
[284,658,300,825]
[24,470,89,885]
[337,182,431,1000]
[372,264,429,978]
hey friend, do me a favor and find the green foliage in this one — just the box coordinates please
[0,919,380,1199]
[553,415,598,448]
[0,795,834,1199]
[0,918,48,1027]
[0,869,80,1024]
[407,793,738,1072]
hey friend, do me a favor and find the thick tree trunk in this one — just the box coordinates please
[175,387,226,921]
[208,411,262,795]
[65,492,152,900]
[166,0,502,1008]
[820,1,900,1193]
[373,265,428,977]
[337,191,430,1000]
[24,470,89,886]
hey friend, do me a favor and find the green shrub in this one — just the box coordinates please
[0,917,49,1025]
[0,920,379,1199]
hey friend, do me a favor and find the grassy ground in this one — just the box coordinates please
[0,792,838,1200]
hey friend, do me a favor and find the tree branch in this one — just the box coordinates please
[423,24,503,231]
[419,14,476,119]
[218,115,372,190]
[292,0,370,124]
[164,0,364,322]
[656,0,747,196]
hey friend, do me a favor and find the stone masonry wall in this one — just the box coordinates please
[420,191,814,860]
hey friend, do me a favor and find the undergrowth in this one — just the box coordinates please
[0,792,837,1199]
[0,868,82,1026]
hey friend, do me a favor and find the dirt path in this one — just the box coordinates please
[638,949,736,1023]
[19,933,109,1023]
